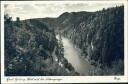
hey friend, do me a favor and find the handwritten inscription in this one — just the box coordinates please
[114,77,121,81]
[6,77,62,82]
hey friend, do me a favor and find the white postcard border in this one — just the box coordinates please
[1,1,128,83]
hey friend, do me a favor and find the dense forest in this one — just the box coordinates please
[5,6,124,76]
[4,16,78,76]
[54,6,124,75]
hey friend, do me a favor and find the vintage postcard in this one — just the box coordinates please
[1,0,128,83]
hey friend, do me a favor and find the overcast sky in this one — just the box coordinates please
[4,2,123,20]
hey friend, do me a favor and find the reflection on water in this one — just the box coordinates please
[56,35,92,75]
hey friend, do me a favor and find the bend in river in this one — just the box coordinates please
[56,35,93,75]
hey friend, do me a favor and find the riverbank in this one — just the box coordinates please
[56,35,93,75]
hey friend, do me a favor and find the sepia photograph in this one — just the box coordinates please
[1,0,128,83]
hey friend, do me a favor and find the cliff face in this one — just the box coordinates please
[40,6,124,75]
[53,6,124,66]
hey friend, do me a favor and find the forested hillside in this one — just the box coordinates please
[4,5,124,76]
[53,6,124,75]
[37,6,124,75]
[4,16,78,76]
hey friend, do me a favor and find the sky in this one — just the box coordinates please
[4,2,123,20]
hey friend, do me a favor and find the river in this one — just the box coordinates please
[56,35,93,75]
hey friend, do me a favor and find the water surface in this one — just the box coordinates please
[56,35,92,75]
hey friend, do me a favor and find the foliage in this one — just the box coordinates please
[4,17,77,76]
[45,6,124,75]
[5,6,124,76]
